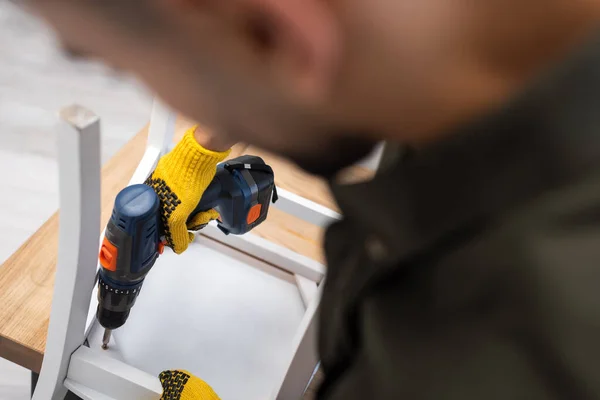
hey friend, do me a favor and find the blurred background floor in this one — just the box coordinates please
[0,2,153,398]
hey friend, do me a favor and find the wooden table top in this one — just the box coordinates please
[0,118,338,372]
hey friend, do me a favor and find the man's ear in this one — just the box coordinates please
[201,0,342,102]
[251,0,341,100]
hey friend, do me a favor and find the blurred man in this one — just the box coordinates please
[28,0,600,398]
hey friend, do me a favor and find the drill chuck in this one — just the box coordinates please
[97,275,143,329]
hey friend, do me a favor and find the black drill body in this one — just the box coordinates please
[97,156,276,331]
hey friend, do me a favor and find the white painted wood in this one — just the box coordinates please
[147,100,176,157]
[128,147,161,187]
[274,188,341,228]
[274,285,322,399]
[33,106,101,400]
[200,223,326,282]
[295,275,319,307]
[85,236,306,400]
[65,346,162,400]
[127,100,176,185]
[62,383,116,400]
[127,100,174,189]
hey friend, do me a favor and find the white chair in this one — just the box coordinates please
[32,101,342,400]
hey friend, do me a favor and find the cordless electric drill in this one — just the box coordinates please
[97,156,277,349]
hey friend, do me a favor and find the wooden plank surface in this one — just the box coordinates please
[0,118,334,371]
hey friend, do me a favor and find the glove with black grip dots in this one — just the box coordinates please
[145,126,231,254]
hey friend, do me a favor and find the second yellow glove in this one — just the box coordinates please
[146,127,231,254]
[160,370,220,400]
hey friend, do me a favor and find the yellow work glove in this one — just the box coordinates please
[145,127,231,254]
[160,370,220,400]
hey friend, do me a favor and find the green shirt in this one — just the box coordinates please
[318,32,600,399]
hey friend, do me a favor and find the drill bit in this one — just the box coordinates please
[102,329,112,350]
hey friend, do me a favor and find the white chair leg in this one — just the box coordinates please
[33,106,101,400]
[273,284,322,399]
[295,275,319,307]
[129,99,176,185]
[274,188,341,228]
[147,99,176,156]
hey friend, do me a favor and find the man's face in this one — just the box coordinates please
[28,0,595,174]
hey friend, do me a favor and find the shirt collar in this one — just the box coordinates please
[331,31,600,260]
